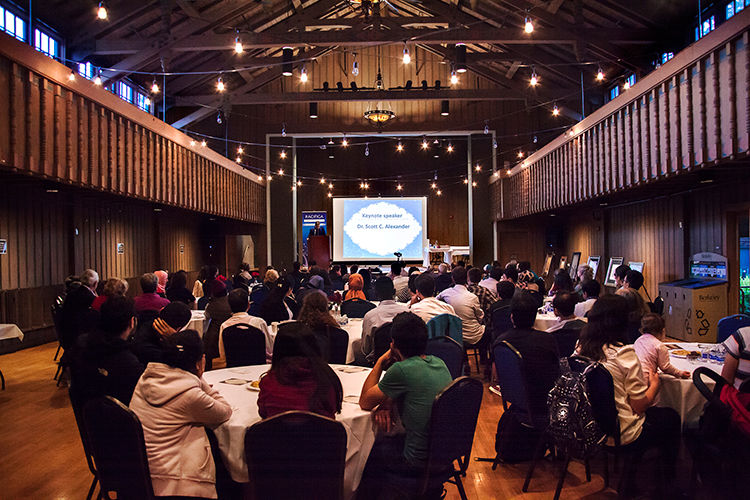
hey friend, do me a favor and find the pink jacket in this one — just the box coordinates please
[130,363,232,499]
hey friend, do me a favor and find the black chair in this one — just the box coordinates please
[491,305,513,343]
[426,335,464,380]
[552,327,582,357]
[340,298,376,318]
[136,309,160,327]
[222,324,266,367]
[311,324,349,364]
[52,295,64,361]
[68,386,100,500]
[383,377,484,500]
[717,314,750,343]
[245,410,347,500]
[82,396,155,500]
[372,322,393,362]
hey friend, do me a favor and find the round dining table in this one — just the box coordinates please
[203,364,377,499]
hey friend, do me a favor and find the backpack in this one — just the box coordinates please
[547,357,605,459]
[493,407,543,464]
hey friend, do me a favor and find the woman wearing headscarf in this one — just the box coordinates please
[344,273,367,301]
[154,270,168,297]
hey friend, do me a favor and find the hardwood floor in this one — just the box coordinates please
[0,343,709,500]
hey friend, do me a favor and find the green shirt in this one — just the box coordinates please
[378,355,453,464]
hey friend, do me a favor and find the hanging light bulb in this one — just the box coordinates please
[434,138,440,144]
[328,138,334,145]
[97,2,107,19]
[237,146,243,154]
[280,150,286,159]
[596,65,604,81]
[436,189,442,195]
[300,64,308,83]
[190,139,196,146]
[472,181,477,187]
[216,111,222,124]
[320,178,325,184]
[94,69,102,86]
[360,182,365,189]
[234,34,243,54]
[151,78,159,93]
[475,164,481,172]
[397,184,403,190]
[329,183,333,189]
[422,137,429,149]
[327,192,332,198]
[364,182,369,189]
[450,68,458,85]
[533,135,538,143]
[342,136,348,146]
[145,97,151,106]
[553,102,559,116]
[518,151,524,158]
[530,67,538,86]
[493,139,498,149]
[236,156,241,163]
[297,180,302,186]
[431,182,437,189]
[68,70,76,82]
[278,168,284,175]
[201,140,207,147]
[352,53,359,76]
[258,175,263,181]
[524,15,534,33]
[484,121,489,134]
[365,143,370,156]
[403,44,411,64]
[624,80,631,90]
[282,123,286,137]
[463,178,469,184]
[267,175,272,181]
[217,76,225,92]
[397,141,403,152]
[447,142,453,153]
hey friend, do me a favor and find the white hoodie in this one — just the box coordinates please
[129,363,232,499]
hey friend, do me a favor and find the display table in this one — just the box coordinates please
[657,342,722,430]
[0,324,24,341]
[270,319,364,365]
[187,310,206,337]
[423,246,472,267]
[203,365,376,499]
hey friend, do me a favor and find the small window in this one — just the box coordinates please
[727,2,735,19]
[661,52,674,64]
[736,0,745,13]
[626,74,636,87]
[610,86,620,100]
[117,82,133,103]
[34,28,59,58]
[1,6,27,42]
[78,62,94,79]
[137,93,150,112]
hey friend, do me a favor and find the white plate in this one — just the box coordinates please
[246,381,261,391]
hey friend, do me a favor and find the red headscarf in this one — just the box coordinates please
[346,274,366,300]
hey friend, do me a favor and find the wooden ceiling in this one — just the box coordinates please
[32,0,698,130]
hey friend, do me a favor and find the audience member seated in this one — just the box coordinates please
[616,287,649,344]
[494,291,560,413]
[389,262,410,300]
[297,291,339,332]
[296,275,327,306]
[232,262,253,292]
[131,301,192,366]
[91,277,128,311]
[257,322,343,419]
[573,264,594,295]
[548,268,574,296]
[343,273,367,301]
[213,289,274,369]
[204,280,233,370]
[362,277,407,363]
[134,273,170,314]
[614,264,632,289]
[192,266,209,299]
[360,269,377,301]
[165,270,196,309]
[358,312,453,498]
[479,266,503,299]
[501,265,519,287]
[60,268,99,350]
[408,274,456,324]
[434,263,454,294]
[69,296,144,406]
[248,268,279,316]
[341,264,357,284]
[546,291,587,333]
[130,330,232,499]
[467,267,497,331]
[574,280,600,318]
[634,313,690,402]
[624,269,645,291]
[489,281,516,342]
[438,267,486,347]
[154,270,168,297]
[722,324,750,389]
[289,261,307,294]
[395,267,416,304]
[258,276,297,325]
[330,265,344,288]
[577,295,681,491]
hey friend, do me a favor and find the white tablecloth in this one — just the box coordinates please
[0,324,24,341]
[270,319,363,365]
[187,310,206,337]
[203,365,376,499]
[533,313,559,331]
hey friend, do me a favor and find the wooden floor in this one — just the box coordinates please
[0,343,709,500]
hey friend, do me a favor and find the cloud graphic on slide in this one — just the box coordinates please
[344,202,422,256]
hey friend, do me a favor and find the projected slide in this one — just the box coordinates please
[332,197,427,262]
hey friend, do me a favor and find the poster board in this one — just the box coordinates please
[605,257,624,286]
[587,256,601,278]
[629,261,644,274]
[558,256,567,270]
[542,253,554,277]
[569,252,581,280]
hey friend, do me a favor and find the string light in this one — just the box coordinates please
[447,142,453,153]
[342,136,348,146]
[397,141,403,152]
[190,139,196,146]
[596,65,604,81]
[472,181,477,187]
[530,67,538,86]
[475,164,481,171]
[328,183,333,189]
[524,15,534,33]
[493,139,498,149]
[450,68,458,85]
[518,151,524,158]
[217,76,225,92]
[297,180,302,186]
[484,121,489,134]
[280,150,286,159]
[360,182,365,188]
[237,146,244,154]
[436,190,442,195]
[300,64,308,83]
[463,178,469,184]
[258,175,263,181]
[217,111,222,124]
[151,78,159,93]
[282,124,286,137]
[327,192,332,198]
[68,70,76,82]
[94,69,102,86]
[397,184,403,190]
[234,34,243,54]
[97,2,107,20]
[320,178,326,184]
[431,182,437,189]
[365,143,370,156]
[278,168,284,175]
[235,156,241,163]
[624,80,631,90]
[553,102,559,116]
[352,54,359,76]
[267,175,272,181]
[328,138,334,145]
[201,140,207,147]
[402,44,411,64]
[422,137,429,149]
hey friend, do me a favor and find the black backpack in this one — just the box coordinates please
[547,357,605,459]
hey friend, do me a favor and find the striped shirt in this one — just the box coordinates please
[723,326,750,389]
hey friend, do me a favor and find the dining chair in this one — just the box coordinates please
[68,386,100,500]
[717,314,750,344]
[310,324,349,364]
[371,322,393,362]
[222,324,266,367]
[425,335,464,379]
[341,298,376,318]
[82,396,155,500]
[245,410,347,500]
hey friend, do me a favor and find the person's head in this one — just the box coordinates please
[162,330,204,376]
[510,290,538,329]
[578,294,630,361]
[552,291,577,318]
[451,266,468,286]
[390,312,428,359]
[293,261,301,272]
[298,292,336,329]
[640,313,666,339]
[375,277,395,301]
[272,322,343,415]
[314,221,320,229]
[207,265,219,279]
[467,267,483,285]
[390,262,403,277]
[408,266,419,276]
[350,264,359,275]
[98,295,136,338]
[552,270,574,293]
[154,270,168,289]
[438,263,449,275]
[616,287,648,323]
[159,301,192,331]
[359,268,372,289]
[102,278,129,298]
[577,265,593,283]
[614,265,631,288]
[140,273,158,294]
[228,288,250,314]
[415,273,436,298]
[497,281,516,301]
[170,271,189,290]
[210,279,227,298]
[308,275,325,290]
[456,260,465,268]
[264,268,280,284]
[581,280,601,299]
[309,265,322,277]
[65,275,82,293]
[502,266,518,283]
[331,264,341,276]
[490,267,504,281]
[624,270,644,291]
[518,261,531,272]
[81,269,99,289]
[408,273,420,295]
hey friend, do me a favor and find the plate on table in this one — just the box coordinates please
[246,380,261,391]
[670,349,700,358]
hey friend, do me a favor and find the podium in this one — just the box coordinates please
[307,235,330,270]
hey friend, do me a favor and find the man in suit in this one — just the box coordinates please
[60,268,99,350]
[308,221,326,237]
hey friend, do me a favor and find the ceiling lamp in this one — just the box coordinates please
[455,43,467,73]
[309,102,318,118]
[234,34,243,54]
[450,67,458,85]
[352,53,359,76]
[441,100,449,116]
[524,15,534,33]
[402,44,411,64]
[364,67,395,128]
[217,76,225,92]
[282,47,293,76]
[596,65,604,81]
[151,78,159,93]
[553,102,559,115]
[530,67,538,86]
[97,2,107,20]
[300,64,308,83]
